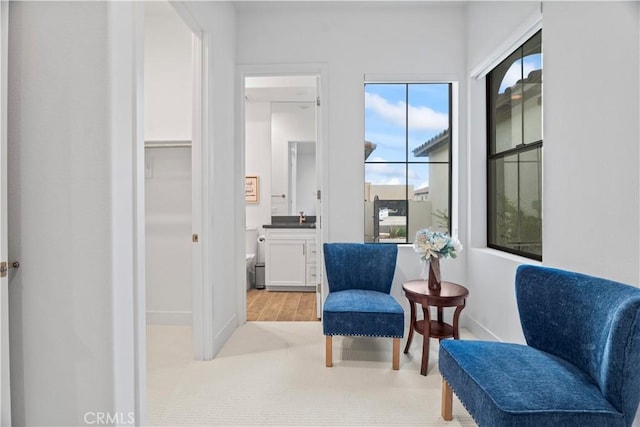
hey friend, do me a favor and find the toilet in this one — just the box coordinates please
[245,227,258,289]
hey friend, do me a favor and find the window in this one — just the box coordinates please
[487,30,542,260]
[364,83,451,243]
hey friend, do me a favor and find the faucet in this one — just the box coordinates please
[299,211,306,224]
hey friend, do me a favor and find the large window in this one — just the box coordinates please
[487,31,542,260]
[364,83,451,243]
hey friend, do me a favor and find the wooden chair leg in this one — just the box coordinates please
[325,335,333,367]
[442,378,453,421]
[392,337,400,370]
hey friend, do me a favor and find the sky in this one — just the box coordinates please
[364,82,450,190]
[499,54,542,93]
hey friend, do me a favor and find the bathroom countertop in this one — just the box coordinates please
[263,223,316,229]
[263,215,316,229]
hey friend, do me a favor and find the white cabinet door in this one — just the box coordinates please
[305,240,317,287]
[266,239,306,287]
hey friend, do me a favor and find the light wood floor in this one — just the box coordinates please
[247,289,319,321]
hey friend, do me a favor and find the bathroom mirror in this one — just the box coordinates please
[269,101,316,217]
[288,141,315,216]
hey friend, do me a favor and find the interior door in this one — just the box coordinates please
[0,1,10,423]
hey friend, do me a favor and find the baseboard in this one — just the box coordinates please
[461,314,502,342]
[146,310,192,325]
[213,313,237,356]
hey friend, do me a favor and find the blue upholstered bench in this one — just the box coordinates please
[323,243,404,370]
[439,265,640,426]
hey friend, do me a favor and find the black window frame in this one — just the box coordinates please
[486,30,543,260]
[364,82,453,244]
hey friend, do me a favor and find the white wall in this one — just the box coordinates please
[144,1,193,325]
[466,1,541,343]
[144,146,192,324]
[543,1,639,283]
[144,1,192,141]
[236,2,469,305]
[466,1,640,344]
[245,101,272,231]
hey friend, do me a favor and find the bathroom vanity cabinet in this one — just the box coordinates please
[264,228,317,291]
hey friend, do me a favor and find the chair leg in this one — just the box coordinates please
[442,378,453,421]
[392,338,400,370]
[325,335,333,367]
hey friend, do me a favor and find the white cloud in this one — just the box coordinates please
[366,161,403,185]
[365,92,448,131]
[366,160,398,177]
[366,131,405,149]
[366,160,430,187]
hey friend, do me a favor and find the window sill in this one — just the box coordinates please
[472,247,542,266]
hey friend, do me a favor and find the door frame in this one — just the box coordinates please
[124,4,212,424]
[0,0,9,423]
[189,31,214,360]
[144,2,213,361]
[236,64,329,322]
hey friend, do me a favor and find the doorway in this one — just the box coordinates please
[243,74,321,322]
[143,0,193,327]
[143,1,197,417]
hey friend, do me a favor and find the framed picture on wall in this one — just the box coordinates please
[245,176,259,203]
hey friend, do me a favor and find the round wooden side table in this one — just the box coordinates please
[402,280,469,376]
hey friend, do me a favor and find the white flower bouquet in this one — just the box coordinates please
[413,228,463,262]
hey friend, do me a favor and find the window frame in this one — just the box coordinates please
[364,82,453,244]
[486,30,543,261]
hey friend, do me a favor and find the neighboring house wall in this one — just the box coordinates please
[427,143,450,229]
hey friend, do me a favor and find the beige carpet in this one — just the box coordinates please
[147,322,476,426]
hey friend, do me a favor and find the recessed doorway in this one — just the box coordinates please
[243,74,322,322]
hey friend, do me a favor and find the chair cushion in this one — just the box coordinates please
[323,289,404,338]
[439,340,625,427]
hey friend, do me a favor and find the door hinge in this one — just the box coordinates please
[316,96,321,107]
[0,262,6,278]
[316,189,321,200]
[317,283,321,293]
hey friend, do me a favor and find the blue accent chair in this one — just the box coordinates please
[323,243,404,370]
[439,265,640,426]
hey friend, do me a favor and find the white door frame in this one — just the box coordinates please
[125,6,212,424]
[143,2,213,362]
[236,64,329,322]
[190,31,214,360]
[0,1,10,424]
